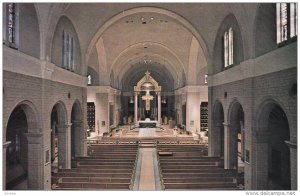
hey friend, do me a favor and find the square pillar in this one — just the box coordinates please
[3,141,11,190]
[252,131,270,190]
[285,141,297,190]
[223,123,237,170]
[157,92,161,125]
[72,120,85,157]
[134,92,138,126]
[25,132,44,190]
[56,124,71,169]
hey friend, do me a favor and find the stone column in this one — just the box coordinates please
[223,123,237,170]
[3,141,11,190]
[240,121,245,161]
[157,92,161,125]
[72,120,84,157]
[56,123,72,169]
[134,92,138,126]
[285,141,297,190]
[51,122,56,162]
[25,132,43,190]
[253,131,270,189]
[210,122,224,158]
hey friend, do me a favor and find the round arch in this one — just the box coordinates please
[71,100,84,164]
[5,100,43,190]
[210,100,225,159]
[253,98,291,190]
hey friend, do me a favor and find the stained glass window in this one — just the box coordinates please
[224,28,233,68]
[224,31,229,67]
[8,3,16,44]
[277,3,298,44]
[290,3,298,38]
[87,74,92,85]
[63,31,75,71]
[228,28,233,66]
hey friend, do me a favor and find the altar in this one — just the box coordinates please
[138,118,158,128]
[133,71,162,127]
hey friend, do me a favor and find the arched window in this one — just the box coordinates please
[5,3,18,49]
[62,30,75,71]
[224,31,229,67]
[87,74,92,85]
[224,28,233,68]
[277,3,298,44]
[228,28,233,65]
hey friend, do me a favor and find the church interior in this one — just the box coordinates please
[2,2,297,191]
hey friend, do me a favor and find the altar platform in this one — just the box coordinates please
[137,118,159,128]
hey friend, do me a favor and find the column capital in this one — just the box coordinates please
[214,121,224,127]
[72,120,83,126]
[25,132,43,144]
[3,141,11,148]
[56,123,72,133]
[156,91,161,96]
[134,91,139,96]
[285,140,297,149]
[223,122,230,127]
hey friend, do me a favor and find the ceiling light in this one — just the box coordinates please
[151,17,154,20]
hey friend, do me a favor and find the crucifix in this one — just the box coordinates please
[142,90,154,111]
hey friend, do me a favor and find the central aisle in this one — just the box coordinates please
[133,147,162,191]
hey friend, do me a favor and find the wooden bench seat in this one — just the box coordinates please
[59,168,133,174]
[160,165,222,170]
[76,157,136,161]
[162,172,239,178]
[53,172,133,178]
[161,168,230,173]
[163,177,236,183]
[158,151,173,156]
[77,162,135,166]
[159,162,220,166]
[52,177,132,183]
[77,165,134,170]
[57,182,131,189]
[163,182,237,189]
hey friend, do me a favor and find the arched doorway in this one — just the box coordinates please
[211,101,224,159]
[50,102,68,171]
[71,101,83,168]
[255,101,291,190]
[5,101,42,190]
[228,101,245,172]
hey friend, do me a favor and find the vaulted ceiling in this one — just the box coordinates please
[40,3,259,90]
